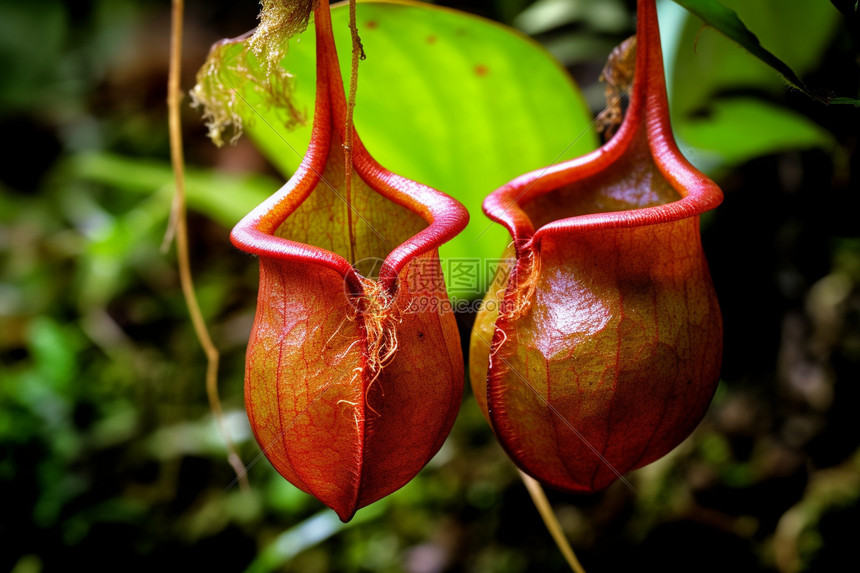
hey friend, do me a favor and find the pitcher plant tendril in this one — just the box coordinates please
[168,0,249,490]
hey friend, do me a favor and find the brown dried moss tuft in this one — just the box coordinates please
[190,0,318,146]
[597,35,637,139]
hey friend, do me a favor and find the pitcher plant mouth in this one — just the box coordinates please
[482,0,722,254]
[230,2,468,297]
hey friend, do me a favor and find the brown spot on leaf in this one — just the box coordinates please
[426,35,437,45]
[365,20,378,29]
[474,64,489,77]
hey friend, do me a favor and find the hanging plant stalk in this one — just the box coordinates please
[167,0,249,490]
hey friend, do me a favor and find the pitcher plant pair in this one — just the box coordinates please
[226,0,723,520]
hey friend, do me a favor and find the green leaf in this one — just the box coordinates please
[671,0,806,90]
[27,317,82,391]
[514,0,630,36]
[827,96,860,106]
[670,0,860,107]
[64,152,275,228]
[0,0,66,111]
[245,502,388,573]
[214,0,597,299]
[676,97,835,169]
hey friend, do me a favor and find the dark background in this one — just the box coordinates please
[1,0,858,571]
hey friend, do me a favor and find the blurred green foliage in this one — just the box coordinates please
[665,0,845,171]
[1,0,859,572]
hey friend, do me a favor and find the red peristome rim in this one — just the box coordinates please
[482,0,722,251]
[231,1,468,293]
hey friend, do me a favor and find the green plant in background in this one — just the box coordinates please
[1,0,859,571]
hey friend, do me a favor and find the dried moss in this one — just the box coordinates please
[190,0,318,146]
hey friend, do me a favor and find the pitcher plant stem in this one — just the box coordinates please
[168,0,249,491]
[344,0,363,266]
[519,470,587,573]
